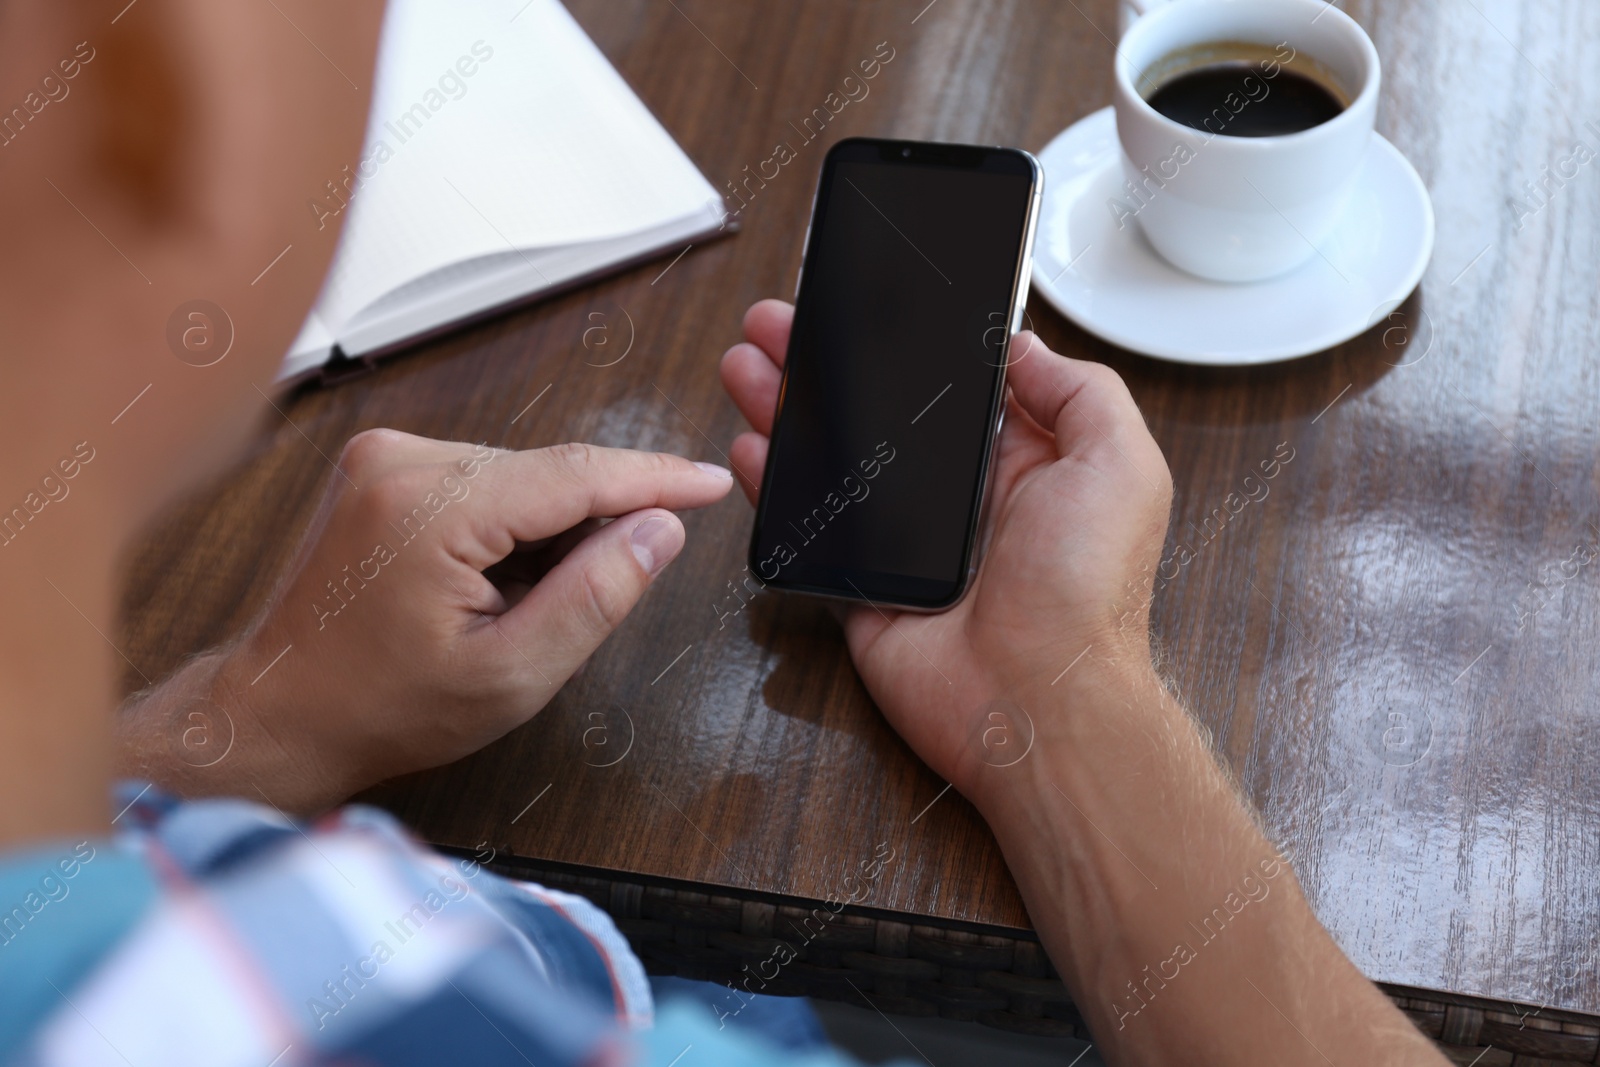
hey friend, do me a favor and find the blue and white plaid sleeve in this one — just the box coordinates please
[4,785,646,1067]
[3,785,889,1067]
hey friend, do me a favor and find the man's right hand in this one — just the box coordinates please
[722,299,1448,1067]
[720,299,1174,799]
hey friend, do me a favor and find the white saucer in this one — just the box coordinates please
[1030,107,1435,366]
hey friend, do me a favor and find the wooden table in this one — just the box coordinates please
[122,0,1600,1058]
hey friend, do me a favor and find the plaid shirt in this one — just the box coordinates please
[0,786,868,1067]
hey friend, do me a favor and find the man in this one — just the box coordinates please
[0,1,1446,1064]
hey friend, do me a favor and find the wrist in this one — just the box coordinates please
[963,642,1175,824]
[115,637,349,814]
[207,635,356,813]
[115,649,230,785]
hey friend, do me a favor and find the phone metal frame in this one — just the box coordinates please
[748,137,1044,613]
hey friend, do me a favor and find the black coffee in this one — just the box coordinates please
[1147,61,1344,137]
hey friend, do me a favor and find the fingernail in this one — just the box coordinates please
[694,461,733,480]
[630,516,683,576]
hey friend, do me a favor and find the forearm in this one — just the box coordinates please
[973,661,1445,1067]
[113,643,339,813]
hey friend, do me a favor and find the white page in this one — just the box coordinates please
[310,0,722,332]
[280,311,337,381]
[337,203,723,357]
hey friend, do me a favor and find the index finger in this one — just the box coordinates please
[742,299,793,365]
[429,444,733,569]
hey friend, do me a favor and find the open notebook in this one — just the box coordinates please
[280,0,728,384]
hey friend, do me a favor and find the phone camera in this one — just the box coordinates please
[901,147,911,158]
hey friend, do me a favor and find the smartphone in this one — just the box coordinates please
[748,138,1042,610]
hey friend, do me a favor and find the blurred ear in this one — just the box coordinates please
[0,1,384,531]
[91,6,191,221]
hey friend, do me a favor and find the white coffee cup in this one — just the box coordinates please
[1113,0,1381,282]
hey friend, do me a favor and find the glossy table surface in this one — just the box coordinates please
[122,0,1600,1020]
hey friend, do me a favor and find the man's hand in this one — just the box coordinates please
[720,299,1173,800]
[723,300,1447,1067]
[117,430,733,812]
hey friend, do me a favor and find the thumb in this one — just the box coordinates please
[1006,332,1148,456]
[491,508,685,681]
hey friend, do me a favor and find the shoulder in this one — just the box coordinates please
[5,787,646,1066]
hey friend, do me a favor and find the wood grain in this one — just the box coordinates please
[119,0,1600,1020]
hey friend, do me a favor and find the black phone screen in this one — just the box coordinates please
[749,139,1037,608]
